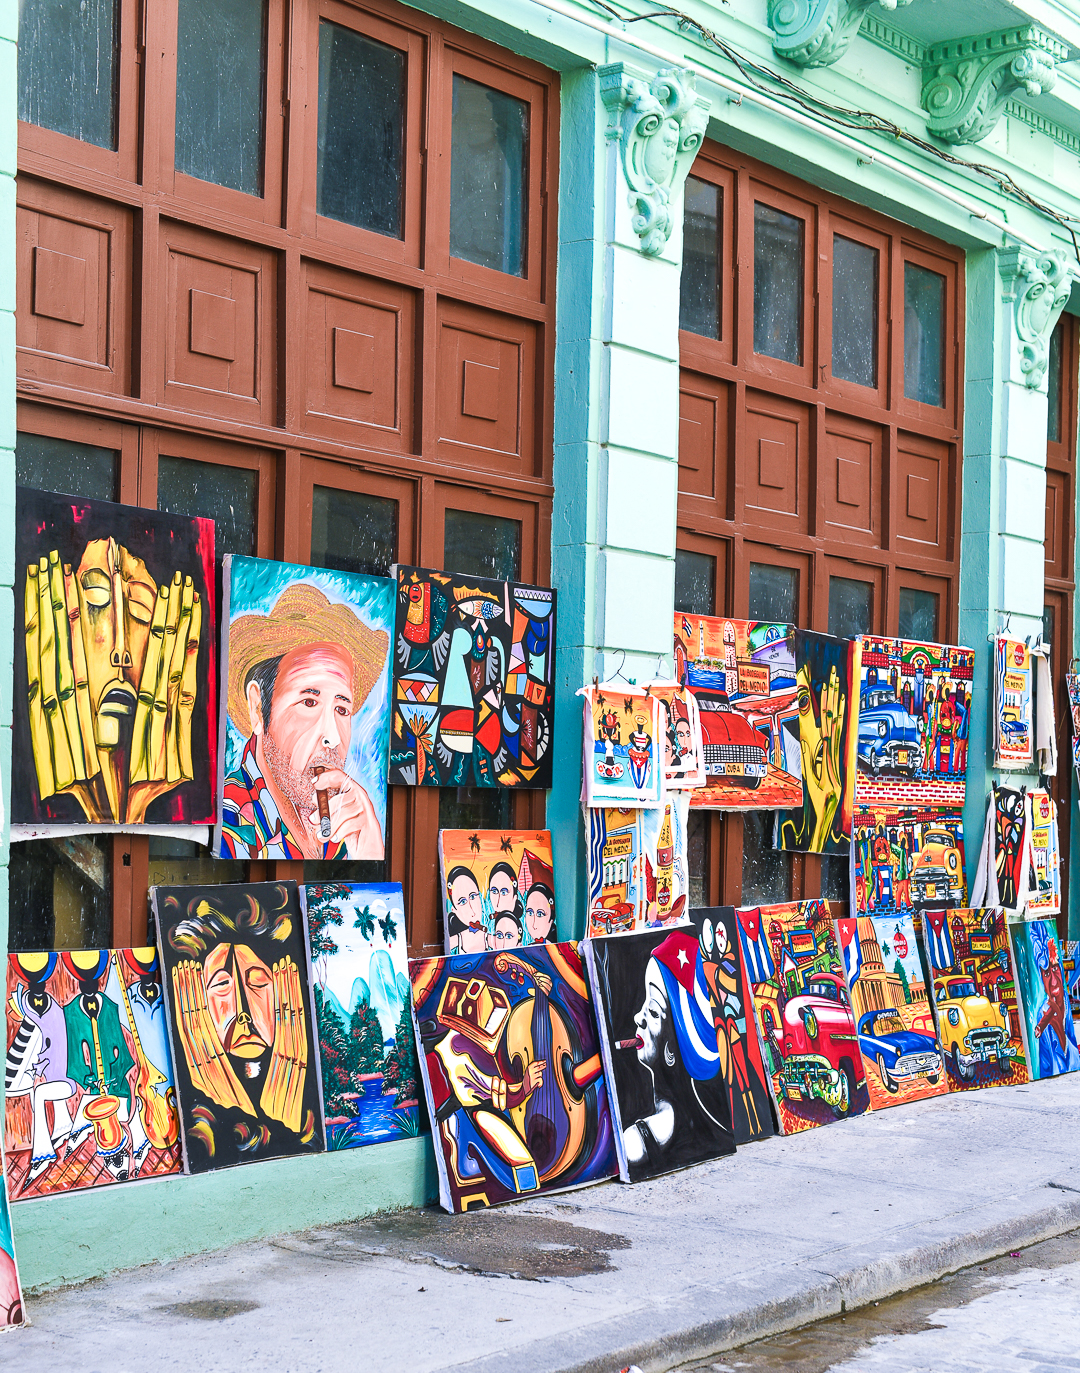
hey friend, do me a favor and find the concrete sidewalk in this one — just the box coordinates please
[6,1073,1080,1373]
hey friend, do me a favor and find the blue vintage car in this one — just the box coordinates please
[857,685,920,775]
[857,1008,943,1094]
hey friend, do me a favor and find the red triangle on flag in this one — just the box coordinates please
[924,910,947,937]
[738,908,761,942]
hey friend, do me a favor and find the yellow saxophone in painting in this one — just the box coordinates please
[24,536,202,823]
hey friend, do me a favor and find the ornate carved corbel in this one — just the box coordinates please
[599,65,710,257]
[767,0,913,69]
[922,27,1065,145]
[999,247,1077,389]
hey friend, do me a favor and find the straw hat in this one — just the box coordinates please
[226,583,389,733]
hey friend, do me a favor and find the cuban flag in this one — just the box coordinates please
[923,910,955,971]
[737,907,775,985]
[837,916,861,986]
[651,931,721,1081]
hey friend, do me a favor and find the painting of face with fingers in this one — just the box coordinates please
[14,486,216,825]
[214,557,393,861]
[775,632,858,855]
[153,882,324,1171]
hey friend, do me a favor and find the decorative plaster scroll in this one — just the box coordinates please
[999,246,1077,389]
[921,26,1065,145]
[768,0,913,69]
[599,65,710,257]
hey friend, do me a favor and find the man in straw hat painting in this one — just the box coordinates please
[220,581,390,860]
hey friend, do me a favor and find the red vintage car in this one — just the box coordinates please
[695,693,768,787]
[771,971,865,1117]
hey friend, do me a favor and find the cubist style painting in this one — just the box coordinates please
[5,949,182,1198]
[14,487,216,826]
[1011,919,1080,1081]
[215,556,393,861]
[304,883,419,1146]
[439,831,556,954]
[410,943,617,1212]
[154,882,324,1171]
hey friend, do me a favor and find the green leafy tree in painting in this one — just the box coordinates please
[349,1000,385,1081]
[378,911,398,945]
[306,883,351,982]
[382,1000,418,1105]
[314,984,359,1119]
[353,904,375,940]
[894,958,911,1005]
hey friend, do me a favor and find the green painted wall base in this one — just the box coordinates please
[13,1134,438,1293]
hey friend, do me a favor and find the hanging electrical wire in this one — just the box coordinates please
[587,0,1080,264]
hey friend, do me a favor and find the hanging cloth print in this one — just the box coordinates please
[1026,789,1061,917]
[1067,674,1080,793]
[649,682,706,790]
[581,685,663,807]
[994,636,1033,769]
[970,784,1037,914]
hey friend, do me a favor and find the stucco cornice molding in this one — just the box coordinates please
[999,246,1077,389]
[921,26,1066,145]
[767,0,914,69]
[599,64,710,257]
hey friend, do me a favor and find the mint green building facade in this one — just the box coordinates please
[4,0,1080,1289]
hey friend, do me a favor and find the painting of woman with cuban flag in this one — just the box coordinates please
[585,928,736,1182]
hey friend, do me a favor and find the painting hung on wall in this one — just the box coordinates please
[5,948,183,1199]
[774,632,858,855]
[921,907,1029,1091]
[304,883,419,1147]
[673,614,800,811]
[1026,790,1061,917]
[1011,919,1080,1081]
[153,882,324,1172]
[581,685,662,807]
[649,682,706,789]
[215,556,393,862]
[0,1165,23,1327]
[689,907,775,1144]
[994,636,1033,769]
[585,929,736,1182]
[439,831,556,954]
[970,785,1036,914]
[410,942,617,1212]
[1061,941,1080,1022]
[1068,675,1080,791]
[851,806,967,918]
[836,913,947,1111]
[13,486,216,826]
[389,566,555,789]
[736,901,869,1134]
[585,797,690,936]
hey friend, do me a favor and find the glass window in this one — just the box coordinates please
[742,811,791,905]
[1043,602,1055,651]
[16,433,118,501]
[749,563,797,624]
[157,455,257,557]
[302,857,388,885]
[754,203,803,365]
[450,75,528,277]
[820,855,848,901]
[675,549,716,616]
[18,0,118,150]
[687,810,707,910]
[444,509,521,581]
[1048,320,1064,445]
[904,262,946,407]
[680,177,721,340]
[317,21,406,238]
[828,576,873,639]
[311,486,397,578]
[898,587,939,642]
[832,235,878,388]
[147,838,247,891]
[438,787,512,832]
[175,0,267,196]
[9,836,111,951]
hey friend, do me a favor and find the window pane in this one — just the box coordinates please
[1043,602,1055,650]
[302,857,388,885]
[438,787,512,832]
[749,563,797,624]
[1048,321,1064,444]
[176,0,267,196]
[820,855,848,901]
[680,177,721,339]
[898,587,939,642]
[157,455,257,557]
[443,510,521,581]
[18,0,118,149]
[754,203,803,365]
[832,235,878,388]
[147,838,247,891]
[16,433,118,500]
[311,486,397,577]
[675,549,715,616]
[828,576,873,639]
[9,836,111,951]
[687,810,708,909]
[450,74,528,277]
[904,262,946,406]
[742,811,791,905]
[317,21,406,238]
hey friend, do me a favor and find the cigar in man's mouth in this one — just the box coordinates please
[312,765,332,839]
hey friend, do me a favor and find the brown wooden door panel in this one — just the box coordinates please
[894,430,950,558]
[678,372,729,506]
[1045,469,1070,580]
[741,391,810,535]
[162,221,277,423]
[16,177,132,393]
[823,411,881,547]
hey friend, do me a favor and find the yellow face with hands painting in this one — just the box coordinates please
[23,536,202,823]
